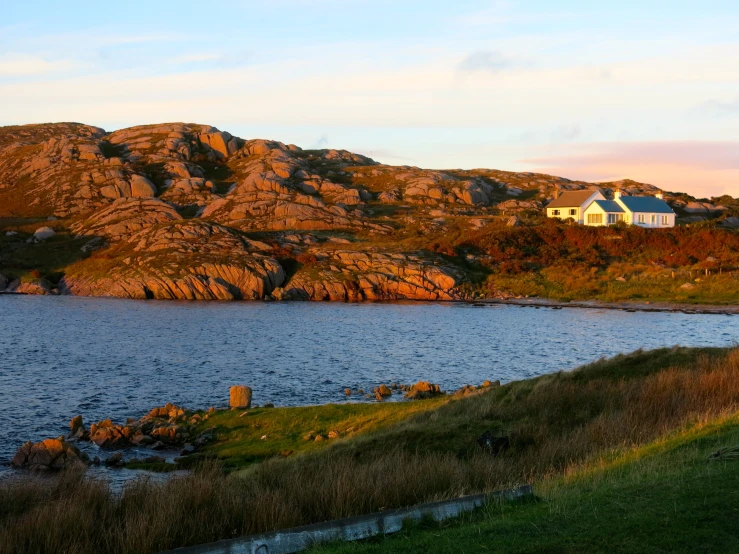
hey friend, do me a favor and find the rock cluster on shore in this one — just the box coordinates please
[9,379,502,472]
[10,403,215,472]
[11,437,90,471]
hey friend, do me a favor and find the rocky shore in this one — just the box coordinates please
[9,381,500,473]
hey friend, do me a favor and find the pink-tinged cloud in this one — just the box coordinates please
[520,141,739,198]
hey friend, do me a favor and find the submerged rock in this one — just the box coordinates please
[104,452,124,467]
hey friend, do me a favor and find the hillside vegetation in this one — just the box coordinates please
[2,346,739,553]
[0,122,737,304]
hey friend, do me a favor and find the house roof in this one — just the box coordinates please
[547,190,598,208]
[592,200,624,213]
[618,196,674,214]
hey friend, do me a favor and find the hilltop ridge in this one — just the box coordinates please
[1,122,738,302]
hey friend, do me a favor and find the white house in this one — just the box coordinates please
[546,189,675,228]
[545,190,606,224]
[583,191,675,228]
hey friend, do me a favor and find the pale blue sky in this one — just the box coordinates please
[2,1,739,196]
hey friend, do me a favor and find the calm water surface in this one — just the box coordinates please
[1,296,737,472]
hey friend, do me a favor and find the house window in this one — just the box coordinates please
[608,213,624,224]
[587,213,603,224]
[651,214,656,224]
[552,209,560,216]
[638,214,646,224]
[569,209,577,216]
[661,215,669,225]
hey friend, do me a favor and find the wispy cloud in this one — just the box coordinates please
[0,55,79,77]
[701,96,739,116]
[353,147,416,163]
[550,124,581,143]
[457,51,513,73]
[312,135,330,148]
[520,141,739,197]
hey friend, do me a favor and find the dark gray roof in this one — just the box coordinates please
[592,200,624,213]
[618,196,674,214]
[547,190,598,208]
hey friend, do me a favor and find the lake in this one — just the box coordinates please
[1,295,737,472]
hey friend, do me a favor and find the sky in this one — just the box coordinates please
[1,1,738,198]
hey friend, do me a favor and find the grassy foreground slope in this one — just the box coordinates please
[2,347,739,554]
[314,414,739,554]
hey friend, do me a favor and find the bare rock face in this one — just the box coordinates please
[129,175,157,197]
[0,123,177,218]
[278,250,461,301]
[11,437,90,471]
[71,197,182,241]
[107,122,240,165]
[203,140,390,234]
[15,280,54,295]
[229,385,253,409]
[61,220,285,300]
[200,131,238,158]
[497,199,542,212]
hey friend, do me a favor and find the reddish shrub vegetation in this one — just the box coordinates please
[296,253,318,265]
[465,220,739,273]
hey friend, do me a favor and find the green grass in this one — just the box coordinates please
[312,413,739,554]
[192,398,449,468]
[0,221,91,283]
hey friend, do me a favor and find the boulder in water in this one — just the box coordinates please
[404,381,443,400]
[230,385,253,409]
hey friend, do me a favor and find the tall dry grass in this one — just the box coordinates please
[2,348,739,554]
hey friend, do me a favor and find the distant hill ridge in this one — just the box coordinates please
[0,122,737,303]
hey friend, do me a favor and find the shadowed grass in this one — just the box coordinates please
[313,414,739,554]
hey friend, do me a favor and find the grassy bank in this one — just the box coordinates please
[313,413,739,554]
[189,397,449,468]
[2,346,739,553]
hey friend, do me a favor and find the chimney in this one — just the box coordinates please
[554,187,560,199]
[614,189,622,199]
[655,191,664,199]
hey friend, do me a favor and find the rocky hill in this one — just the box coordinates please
[0,122,736,301]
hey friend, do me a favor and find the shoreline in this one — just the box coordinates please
[3,289,738,315]
[477,297,739,315]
